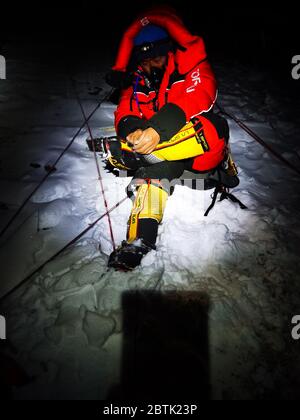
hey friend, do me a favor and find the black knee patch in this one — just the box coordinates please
[202,111,230,143]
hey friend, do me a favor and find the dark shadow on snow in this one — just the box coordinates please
[108,290,210,400]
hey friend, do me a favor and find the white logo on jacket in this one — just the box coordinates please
[140,17,150,26]
[186,69,201,93]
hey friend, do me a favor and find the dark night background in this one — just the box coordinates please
[0,1,299,85]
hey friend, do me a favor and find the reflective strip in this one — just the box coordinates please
[190,90,218,119]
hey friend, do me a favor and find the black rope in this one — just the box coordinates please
[204,162,248,216]
[0,197,128,303]
[217,104,300,178]
[220,189,248,210]
[204,185,222,217]
[0,89,114,240]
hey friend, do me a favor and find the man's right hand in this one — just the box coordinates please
[126,129,143,147]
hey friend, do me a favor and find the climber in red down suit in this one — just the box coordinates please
[105,8,239,270]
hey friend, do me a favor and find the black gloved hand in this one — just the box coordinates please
[105,70,133,89]
[106,138,140,172]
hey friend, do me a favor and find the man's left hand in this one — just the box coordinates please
[133,127,160,154]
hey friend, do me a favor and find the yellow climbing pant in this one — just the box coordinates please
[127,181,168,243]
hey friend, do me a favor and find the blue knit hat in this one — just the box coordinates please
[132,24,172,64]
[134,25,169,46]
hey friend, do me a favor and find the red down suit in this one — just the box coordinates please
[113,11,225,171]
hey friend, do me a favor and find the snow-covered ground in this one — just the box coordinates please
[1,43,300,400]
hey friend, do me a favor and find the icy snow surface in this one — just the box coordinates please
[0,47,300,399]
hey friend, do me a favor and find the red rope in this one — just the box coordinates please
[0,92,113,240]
[71,79,116,251]
[217,104,300,177]
[0,196,127,303]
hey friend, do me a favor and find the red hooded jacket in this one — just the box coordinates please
[113,11,224,171]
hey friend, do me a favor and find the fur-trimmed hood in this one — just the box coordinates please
[112,9,205,75]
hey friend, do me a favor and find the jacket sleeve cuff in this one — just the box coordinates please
[117,116,148,139]
[147,103,187,142]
